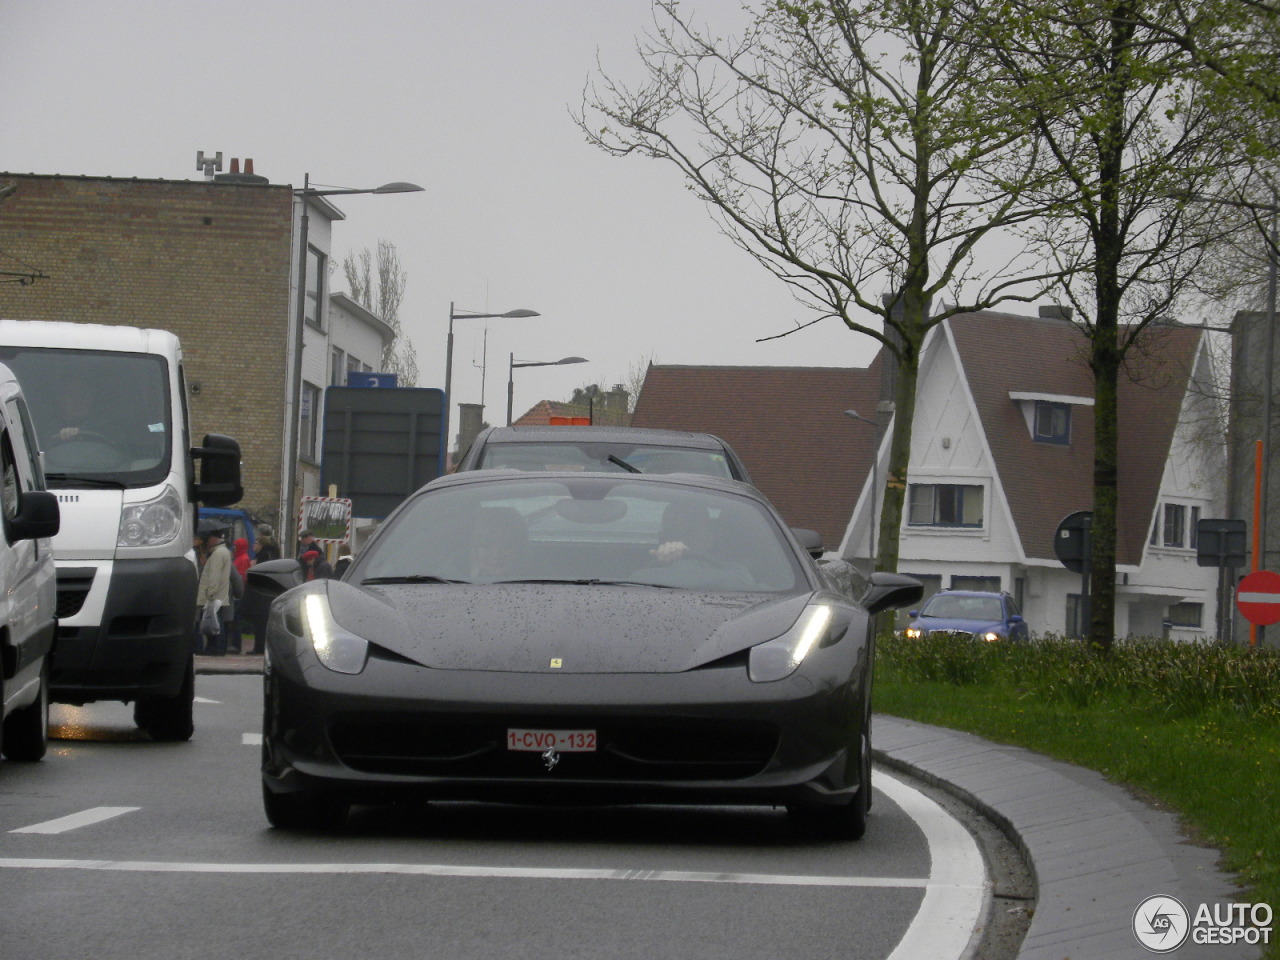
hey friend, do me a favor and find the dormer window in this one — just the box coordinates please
[1010,391,1092,444]
[1034,401,1071,444]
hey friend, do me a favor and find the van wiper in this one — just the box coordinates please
[361,575,466,585]
[607,454,641,473]
[44,473,127,488]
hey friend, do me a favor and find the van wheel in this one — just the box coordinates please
[3,661,50,762]
[137,657,195,742]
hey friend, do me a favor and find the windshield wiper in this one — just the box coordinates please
[495,577,676,588]
[361,575,467,585]
[44,473,127,488]
[606,454,641,473]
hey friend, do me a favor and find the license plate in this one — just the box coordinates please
[507,729,597,752]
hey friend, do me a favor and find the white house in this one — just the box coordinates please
[839,308,1227,641]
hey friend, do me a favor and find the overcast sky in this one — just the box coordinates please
[2,0,885,423]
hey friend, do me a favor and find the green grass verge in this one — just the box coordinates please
[875,634,1280,956]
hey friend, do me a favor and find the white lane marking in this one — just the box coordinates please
[242,733,263,746]
[195,696,219,704]
[10,807,141,835]
[877,771,991,960]
[0,857,939,887]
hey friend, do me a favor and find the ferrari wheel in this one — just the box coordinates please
[788,733,870,841]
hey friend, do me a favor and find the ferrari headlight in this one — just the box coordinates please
[904,627,923,640]
[117,484,184,548]
[748,603,834,683]
[301,593,369,674]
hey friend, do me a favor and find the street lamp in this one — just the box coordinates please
[285,174,424,552]
[845,408,878,567]
[445,303,539,453]
[508,355,588,426]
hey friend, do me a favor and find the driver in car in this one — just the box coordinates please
[51,380,99,442]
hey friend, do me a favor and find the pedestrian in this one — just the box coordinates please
[333,542,354,578]
[196,526,232,656]
[301,546,333,581]
[253,524,281,564]
[297,529,317,558]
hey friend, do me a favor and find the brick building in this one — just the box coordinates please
[0,173,294,525]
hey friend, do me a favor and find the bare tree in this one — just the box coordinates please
[579,0,1068,572]
[342,240,419,386]
[979,0,1256,650]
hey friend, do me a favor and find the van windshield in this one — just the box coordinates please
[0,347,172,488]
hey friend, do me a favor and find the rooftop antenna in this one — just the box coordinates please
[196,151,223,180]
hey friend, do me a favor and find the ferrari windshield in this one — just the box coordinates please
[0,346,171,488]
[921,594,1003,621]
[356,476,804,593]
[476,441,735,478]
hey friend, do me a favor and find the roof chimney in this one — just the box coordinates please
[1039,304,1074,321]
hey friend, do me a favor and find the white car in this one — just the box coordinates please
[0,361,60,762]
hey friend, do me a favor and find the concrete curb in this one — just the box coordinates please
[873,714,1259,960]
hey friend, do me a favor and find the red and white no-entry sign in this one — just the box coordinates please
[1237,570,1280,626]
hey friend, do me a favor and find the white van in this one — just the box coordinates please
[0,361,60,762]
[0,320,241,741]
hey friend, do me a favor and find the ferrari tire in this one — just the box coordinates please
[262,781,349,831]
[788,734,870,841]
[2,661,50,762]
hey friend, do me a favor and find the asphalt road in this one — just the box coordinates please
[0,675,993,960]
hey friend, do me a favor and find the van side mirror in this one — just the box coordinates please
[10,490,60,541]
[193,434,243,506]
[861,572,924,615]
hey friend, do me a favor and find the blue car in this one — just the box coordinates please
[903,590,1029,642]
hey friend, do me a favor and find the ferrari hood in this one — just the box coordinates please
[324,581,814,673]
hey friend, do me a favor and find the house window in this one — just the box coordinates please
[1167,602,1202,628]
[952,575,1001,593]
[330,347,346,386]
[1190,506,1201,549]
[1163,503,1186,547]
[908,483,984,527]
[1034,401,1071,444]
[300,382,320,460]
[305,248,325,329]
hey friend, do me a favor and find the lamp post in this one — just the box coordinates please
[445,304,539,455]
[508,355,588,426]
[285,175,423,552]
[845,408,878,567]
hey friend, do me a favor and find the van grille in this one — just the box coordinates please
[55,567,95,619]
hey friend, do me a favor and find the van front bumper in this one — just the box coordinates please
[51,556,197,704]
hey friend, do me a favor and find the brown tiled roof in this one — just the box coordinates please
[512,400,632,427]
[946,311,1203,564]
[630,362,883,547]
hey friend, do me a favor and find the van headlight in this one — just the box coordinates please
[748,603,835,683]
[117,484,184,547]
[301,593,369,675]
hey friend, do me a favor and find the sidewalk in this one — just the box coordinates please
[195,652,265,675]
[874,715,1259,960]
[195,654,1259,959]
